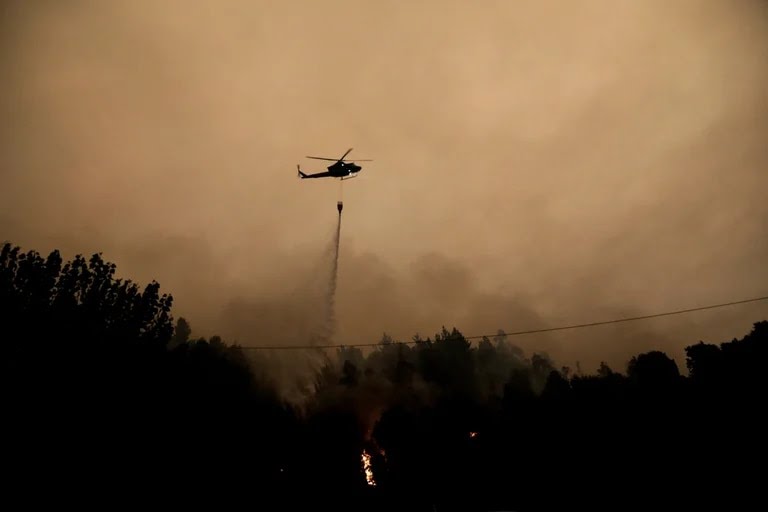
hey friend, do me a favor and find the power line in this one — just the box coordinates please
[238,294,768,350]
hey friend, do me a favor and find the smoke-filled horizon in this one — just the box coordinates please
[2,0,767,372]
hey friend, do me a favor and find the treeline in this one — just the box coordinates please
[1,243,765,510]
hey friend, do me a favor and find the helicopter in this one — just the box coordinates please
[297,148,372,180]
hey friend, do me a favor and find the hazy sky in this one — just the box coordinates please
[2,0,767,372]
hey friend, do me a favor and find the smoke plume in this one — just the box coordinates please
[1,0,766,376]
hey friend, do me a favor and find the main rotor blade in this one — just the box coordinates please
[305,149,372,162]
[305,156,340,161]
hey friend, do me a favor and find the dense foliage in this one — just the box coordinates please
[1,242,765,510]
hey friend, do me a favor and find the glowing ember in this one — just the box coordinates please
[361,449,376,487]
[469,431,477,438]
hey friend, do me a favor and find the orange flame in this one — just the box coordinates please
[361,449,376,487]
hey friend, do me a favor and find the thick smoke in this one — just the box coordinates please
[1,0,767,376]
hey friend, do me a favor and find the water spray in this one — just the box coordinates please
[321,198,343,344]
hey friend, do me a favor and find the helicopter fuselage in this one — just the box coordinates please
[327,161,362,177]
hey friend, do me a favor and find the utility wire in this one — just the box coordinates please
[238,294,768,350]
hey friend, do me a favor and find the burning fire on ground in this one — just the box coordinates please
[361,449,376,487]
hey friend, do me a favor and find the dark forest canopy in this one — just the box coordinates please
[1,242,766,511]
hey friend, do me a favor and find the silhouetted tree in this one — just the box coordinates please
[340,359,361,387]
[541,369,571,400]
[170,316,192,347]
[1,242,298,506]
[597,361,613,377]
[627,350,681,395]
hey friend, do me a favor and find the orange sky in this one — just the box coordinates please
[2,0,767,372]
